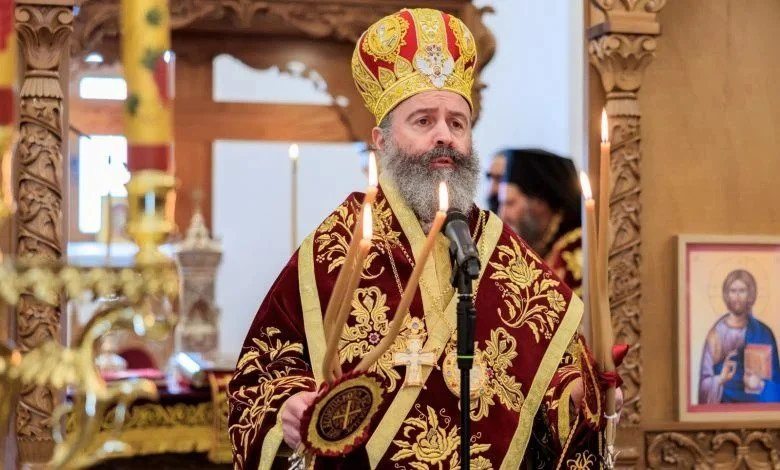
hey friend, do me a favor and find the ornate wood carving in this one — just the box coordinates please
[646,429,780,469]
[73,1,483,57]
[592,0,667,13]
[14,0,73,463]
[588,0,665,428]
[71,0,495,133]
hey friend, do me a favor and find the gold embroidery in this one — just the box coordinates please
[448,14,476,62]
[352,8,476,124]
[490,237,565,341]
[547,228,583,284]
[390,405,492,470]
[562,248,583,282]
[363,13,408,61]
[229,328,313,465]
[442,327,524,421]
[566,450,595,470]
[499,296,584,469]
[315,198,401,280]
[315,202,356,273]
[543,341,581,444]
[338,287,414,392]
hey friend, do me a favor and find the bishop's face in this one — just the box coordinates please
[372,91,480,226]
[383,90,473,160]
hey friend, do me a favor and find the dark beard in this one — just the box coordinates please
[726,299,750,316]
[380,139,480,227]
[517,212,543,247]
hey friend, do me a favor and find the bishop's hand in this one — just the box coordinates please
[282,390,318,450]
[570,378,624,419]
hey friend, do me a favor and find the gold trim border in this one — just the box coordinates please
[366,188,503,466]
[558,380,577,444]
[260,236,328,470]
[299,234,327,384]
[500,295,584,469]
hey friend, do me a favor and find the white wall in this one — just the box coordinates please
[472,0,582,200]
[213,141,366,356]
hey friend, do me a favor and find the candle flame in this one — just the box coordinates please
[10,349,21,366]
[601,109,609,143]
[289,143,299,161]
[363,204,373,240]
[368,151,377,187]
[579,171,593,200]
[439,182,449,211]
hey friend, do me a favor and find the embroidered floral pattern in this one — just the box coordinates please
[469,328,525,421]
[391,405,492,470]
[489,237,566,341]
[338,286,414,392]
[228,327,313,469]
[315,198,401,280]
[567,450,596,470]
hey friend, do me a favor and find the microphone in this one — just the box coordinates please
[444,208,481,279]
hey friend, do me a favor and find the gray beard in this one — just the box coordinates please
[379,138,480,230]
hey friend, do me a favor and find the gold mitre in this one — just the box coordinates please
[351,8,477,124]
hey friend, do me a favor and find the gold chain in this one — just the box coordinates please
[418,210,489,335]
[370,208,491,339]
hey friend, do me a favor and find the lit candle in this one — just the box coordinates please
[322,152,378,341]
[365,151,378,204]
[355,182,448,373]
[289,143,299,253]
[580,172,601,355]
[598,109,611,323]
[323,204,373,384]
[580,171,617,415]
[122,0,173,173]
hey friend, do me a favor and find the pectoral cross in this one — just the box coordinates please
[393,334,437,388]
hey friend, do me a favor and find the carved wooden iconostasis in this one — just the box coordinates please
[588,0,780,468]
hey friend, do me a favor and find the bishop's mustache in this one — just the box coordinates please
[414,146,474,168]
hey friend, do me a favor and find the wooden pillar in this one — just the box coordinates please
[14,0,73,464]
[587,0,666,465]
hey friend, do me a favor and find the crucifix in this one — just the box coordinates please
[393,332,438,388]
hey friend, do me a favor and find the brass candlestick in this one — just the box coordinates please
[125,169,176,267]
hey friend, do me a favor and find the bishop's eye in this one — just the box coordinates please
[417,117,430,126]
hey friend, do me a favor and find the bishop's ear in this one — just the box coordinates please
[371,126,386,152]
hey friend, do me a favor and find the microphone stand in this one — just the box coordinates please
[451,249,479,470]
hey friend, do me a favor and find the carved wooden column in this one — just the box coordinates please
[14,0,73,464]
[587,0,666,463]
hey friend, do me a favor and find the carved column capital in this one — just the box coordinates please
[588,0,664,97]
[15,3,74,71]
[588,33,658,96]
[14,0,73,464]
[591,0,667,15]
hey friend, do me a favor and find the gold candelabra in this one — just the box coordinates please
[0,132,180,468]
